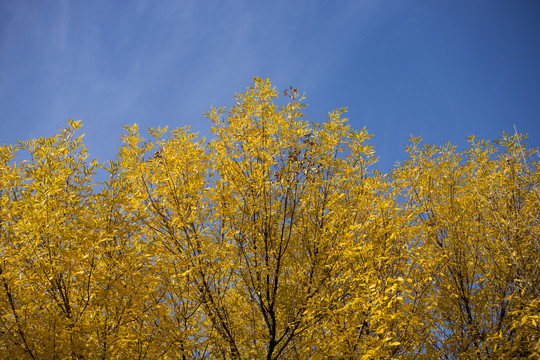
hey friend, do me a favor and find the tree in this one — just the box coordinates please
[1,78,538,359]
[392,133,540,359]
[0,122,164,359]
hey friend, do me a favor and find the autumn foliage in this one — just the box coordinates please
[1,78,539,359]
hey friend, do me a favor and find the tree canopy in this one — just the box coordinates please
[1,78,539,359]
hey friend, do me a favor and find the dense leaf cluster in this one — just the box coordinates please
[1,79,539,359]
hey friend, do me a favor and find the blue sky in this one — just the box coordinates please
[1,0,539,172]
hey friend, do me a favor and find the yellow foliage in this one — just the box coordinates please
[1,78,538,359]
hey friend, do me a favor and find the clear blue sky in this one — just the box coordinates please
[1,0,539,172]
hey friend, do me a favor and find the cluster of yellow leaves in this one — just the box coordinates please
[1,78,538,359]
